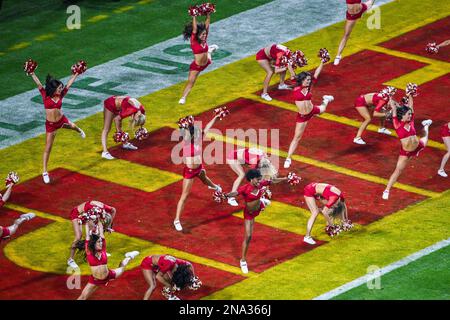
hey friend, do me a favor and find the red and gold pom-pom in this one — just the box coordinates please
[406,83,418,97]
[325,224,342,237]
[178,115,195,129]
[113,131,130,143]
[318,48,330,63]
[5,171,19,187]
[23,59,38,75]
[188,6,201,17]
[277,50,292,68]
[425,42,439,54]
[213,190,226,203]
[214,106,230,120]
[198,2,216,15]
[135,127,149,141]
[400,96,409,106]
[261,187,272,200]
[341,220,354,231]
[71,60,87,75]
[290,50,308,68]
[287,172,301,186]
[188,276,202,290]
[379,86,397,100]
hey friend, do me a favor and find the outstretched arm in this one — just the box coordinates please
[65,74,78,90]
[202,114,219,136]
[30,73,43,89]
[271,177,288,184]
[1,184,13,203]
[313,61,325,80]
[192,16,198,34]
[437,39,450,48]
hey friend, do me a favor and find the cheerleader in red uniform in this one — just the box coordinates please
[284,57,334,169]
[438,122,450,177]
[0,213,35,241]
[77,222,139,300]
[224,169,291,274]
[29,69,86,184]
[67,200,116,269]
[256,44,297,101]
[353,87,396,145]
[174,114,222,232]
[303,182,351,245]
[179,13,218,105]
[334,0,376,65]
[382,96,432,200]
[141,254,200,300]
[225,148,277,206]
[101,96,146,160]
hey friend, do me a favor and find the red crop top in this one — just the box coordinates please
[39,87,68,110]
[372,94,389,112]
[190,29,209,54]
[86,237,107,267]
[346,0,361,4]
[157,255,189,273]
[120,97,145,119]
[83,201,113,214]
[393,113,416,139]
[269,44,289,67]
[237,180,272,202]
[293,77,318,102]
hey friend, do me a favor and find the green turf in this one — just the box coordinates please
[0,0,273,100]
[333,244,450,300]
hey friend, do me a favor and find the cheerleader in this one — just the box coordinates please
[141,254,200,300]
[303,182,351,245]
[0,213,35,241]
[67,200,116,269]
[225,148,277,206]
[29,69,86,184]
[256,44,297,101]
[179,12,218,105]
[77,222,139,300]
[284,57,334,169]
[334,0,376,65]
[224,169,291,274]
[382,96,432,200]
[101,95,146,160]
[437,122,449,177]
[174,114,222,232]
[353,87,395,145]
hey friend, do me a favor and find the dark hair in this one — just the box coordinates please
[88,234,100,254]
[183,22,207,43]
[245,169,262,181]
[396,105,411,121]
[182,125,201,142]
[330,201,345,218]
[45,74,64,97]
[73,239,87,261]
[172,264,193,290]
[295,71,312,86]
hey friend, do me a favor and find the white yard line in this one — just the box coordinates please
[313,237,450,300]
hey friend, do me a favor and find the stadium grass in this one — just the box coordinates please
[333,245,450,300]
[0,0,273,100]
[0,0,449,299]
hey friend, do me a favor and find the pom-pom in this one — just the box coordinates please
[113,131,130,143]
[188,6,201,17]
[289,50,308,69]
[214,106,230,120]
[261,187,272,200]
[162,287,179,300]
[341,220,354,231]
[189,276,202,290]
[199,3,216,15]
[425,42,439,54]
[23,59,38,75]
[287,172,301,186]
[5,172,19,187]
[325,224,342,237]
[318,48,330,63]
[177,115,195,129]
[277,50,292,68]
[213,190,226,203]
[379,86,397,100]
[406,83,418,97]
[71,60,87,75]
[134,127,149,141]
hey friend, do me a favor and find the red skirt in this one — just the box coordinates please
[88,269,117,286]
[45,115,70,133]
[346,3,368,20]
[256,48,269,61]
[296,106,321,123]
[243,201,266,220]
[399,141,425,158]
[190,59,211,72]
[183,164,205,179]
[441,123,450,138]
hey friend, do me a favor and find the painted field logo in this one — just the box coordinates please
[66,5,81,30]
[367,6,381,30]
[66,266,81,290]
[366,265,381,289]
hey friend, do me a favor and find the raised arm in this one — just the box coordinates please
[192,16,198,35]
[1,184,13,203]
[205,13,211,30]
[407,95,414,112]
[202,114,219,136]
[65,73,78,90]
[30,73,43,89]
[85,223,91,241]
[313,60,325,80]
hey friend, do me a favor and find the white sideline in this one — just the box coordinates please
[313,237,450,300]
